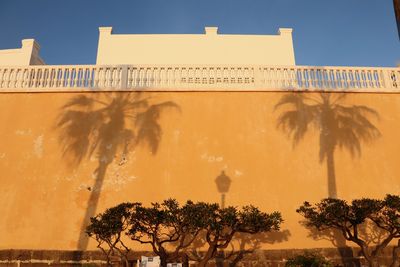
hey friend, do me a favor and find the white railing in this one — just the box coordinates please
[0,65,399,92]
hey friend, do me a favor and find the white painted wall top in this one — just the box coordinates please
[0,39,45,66]
[96,27,296,65]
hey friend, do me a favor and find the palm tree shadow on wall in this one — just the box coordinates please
[56,92,180,251]
[275,92,380,199]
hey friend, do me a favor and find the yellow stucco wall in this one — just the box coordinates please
[0,91,399,251]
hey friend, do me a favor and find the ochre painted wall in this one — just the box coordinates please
[0,91,399,251]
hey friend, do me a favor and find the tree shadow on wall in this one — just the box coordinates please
[302,219,391,267]
[275,93,380,199]
[187,229,291,267]
[56,92,180,251]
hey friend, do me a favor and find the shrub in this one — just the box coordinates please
[285,252,333,267]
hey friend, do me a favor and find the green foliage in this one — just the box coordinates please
[188,205,283,267]
[285,252,333,267]
[86,202,139,266]
[297,195,400,267]
[87,199,283,267]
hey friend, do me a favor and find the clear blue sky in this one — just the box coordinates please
[0,0,399,67]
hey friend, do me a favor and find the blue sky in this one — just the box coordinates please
[0,0,399,67]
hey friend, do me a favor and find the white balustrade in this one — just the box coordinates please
[0,64,398,92]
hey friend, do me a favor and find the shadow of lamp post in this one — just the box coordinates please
[215,171,232,267]
[215,171,232,209]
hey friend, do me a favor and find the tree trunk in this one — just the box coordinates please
[333,231,360,267]
[77,162,109,250]
[197,243,218,267]
[181,254,189,267]
[326,149,337,198]
[390,240,400,267]
[160,255,168,267]
[229,251,245,267]
[368,257,379,267]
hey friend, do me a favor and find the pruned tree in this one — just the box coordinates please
[297,195,400,267]
[190,205,283,267]
[127,199,209,267]
[86,202,139,266]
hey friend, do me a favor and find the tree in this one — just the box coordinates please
[189,205,283,267]
[297,195,400,267]
[275,93,380,198]
[57,92,179,249]
[89,199,283,267]
[127,199,209,267]
[86,202,139,267]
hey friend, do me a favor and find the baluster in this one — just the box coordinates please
[84,68,90,88]
[58,68,64,87]
[366,70,372,88]
[173,67,179,87]
[354,70,360,88]
[47,68,53,88]
[9,69,16,88]
[334,70,340,89]
[130,67,136,87]
[322,69,329,89]
[348,70,354,89]
[340,70,347,89]
[222,68,228,84]
[301,68,308,89]
[280,68,285,88]
[42,68,47,88]
[359,70,366,89]
[42,68,48,88]
[138,67,144,87]
[146,68,152,87]
[0,68,4,88]
[93,68,99,88]
[328,70,335,89]
[17,69,25,88]
[65,68,71,87]
[103,68,108,87]
[108,68,112,88]
[277,68,283,88]
[264,68,271,88]
[152,68,158,87]
[304,69,311,89]
[157,68,163,87]
[1,68,7,88]
[139,68,144,87]
[3,69,9,88]
[294,69,301,89]
[33,69,39,88]
[102,67,107,87]
[113,67,118,88]
[15,69,22,88]
[126,67,132,88]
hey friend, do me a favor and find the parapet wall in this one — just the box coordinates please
[0,39,45,66]
[96,27,296,65]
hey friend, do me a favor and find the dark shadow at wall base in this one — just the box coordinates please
[337,247,360,267]
[0,248,396,267]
